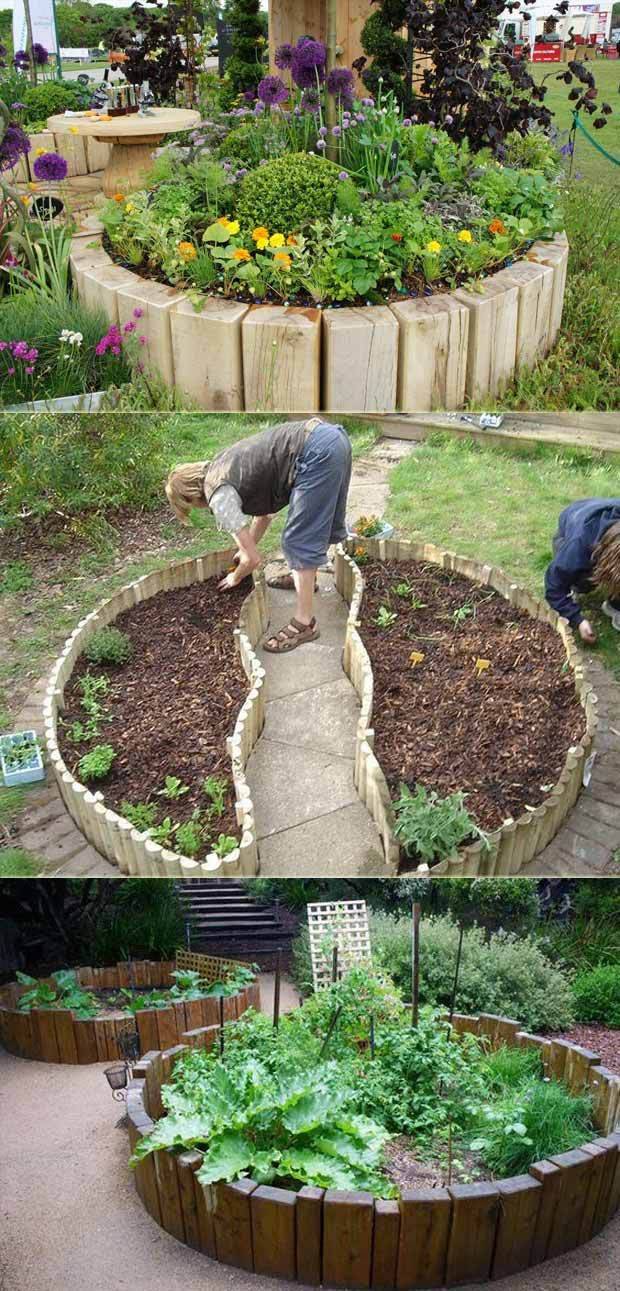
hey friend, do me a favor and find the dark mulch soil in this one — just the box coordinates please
[384,1135,491,1190]
[554,1024,620,1074]
[57,576,253,854]
[358,559,586,838]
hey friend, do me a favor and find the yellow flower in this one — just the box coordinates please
[35,147,47,157]
[21,195,30,205]
[178,241,197,262]
[227,220,240,235]
[457,229,473,243]
[426,240,442,254]
[274,251,292,269]
[252,226,269,242]
[255,237,269,249]
[69,126,79,134]
[28,182,39,191]
[218,216,231,227]
[409,650,425,668]
[125,202,135,213]
[269,232,285,248]
[233,248,251,262]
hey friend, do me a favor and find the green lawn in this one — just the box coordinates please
[386,434,620,678]
[0,415,379,730]
[531,59,620,186]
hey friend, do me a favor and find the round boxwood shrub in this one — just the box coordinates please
[22,80,91,129]
[572,965,620,1028]
[236,152,343,235]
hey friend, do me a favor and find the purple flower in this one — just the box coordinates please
[0,122,31,172]
[361,97,374,108]
[402,117,412,127]
[326,67,354,101]
[291,38,326,89]
[253,102,265,116]
[242,89,256,103]
[338,171,349,180]
[6,366,15,376]
[316,139,326,150]
[133,308,144,319]
[10,101,26,112]
[12,341,30,359]
[444,113,454,125]
[222,161,232,172]
[301,88,320,113]
[236,167,248,178]
[318,125,328,138]
[13,49,30,68]
[123,321,136,334]
[32,151,68,182]
[275,42,294,71]
[257,75,288,107]
[32,43,49,65]
[332,125,342,138]
[25,365,35,375]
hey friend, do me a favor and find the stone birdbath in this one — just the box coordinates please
[46,107,200,198]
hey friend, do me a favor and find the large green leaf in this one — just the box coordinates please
[197,1132,254,1185]
[279,1148,362,1191]
[281,1090,333,1135]
[131,1113,214,1161]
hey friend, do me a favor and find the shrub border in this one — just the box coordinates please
[125,1011,620,1288]
[0,957,260,1064]
[69,228,568,413]
[43,549,269,877]
[334,538,598,874]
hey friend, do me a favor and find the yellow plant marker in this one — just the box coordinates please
[474,657,491,677]
[410,651,425,668]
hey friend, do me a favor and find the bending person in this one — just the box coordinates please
[165,417,352,654]
[544,497,620,644]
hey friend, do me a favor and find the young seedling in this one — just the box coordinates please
[393,783,485,863]
[374,606,398,629]
[1,737,39,770]
[120,800,158,832]
[175,810,205,858]
[451,602,475,629]
[158,775,190,800]
[395,581,413,599]
[84,626,132,667]
[149,816,177,848]
[77,744,116,782]
[202,775,227,819]
[353,546,369,565]
[213,834,238,858]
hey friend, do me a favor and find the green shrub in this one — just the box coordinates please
[572,965,620,1028]
[92,879,185,961]
[84,627,133,667]
[236,152,342,235]
[218,122,262,167]
[447,878,540,930]
[78,744,116,782]
[21,79,90,127]
[371,914,575,1033]
[393,784,482,862]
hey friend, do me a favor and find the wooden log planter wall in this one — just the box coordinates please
[335,538,598,875]
[43,549,269,877]
[125,1012,620,1289]
[0,956,260,1064]
[69,227,569,413]
[10,130,111,184]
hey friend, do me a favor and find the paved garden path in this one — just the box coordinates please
[6,436,620,876]
[1,1038,619,1291]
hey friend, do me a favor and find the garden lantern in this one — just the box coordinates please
[104,1062,130,1101]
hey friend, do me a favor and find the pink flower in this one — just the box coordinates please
[123,321,136,334]
[139,336,146,345]
[7,366,15,375]
[132,307,143,319]
[24,365,35,375]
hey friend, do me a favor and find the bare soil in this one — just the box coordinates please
[384,1134,491,1190]
[357,559,585,841]
[56,576,253,854]
[554,1023,620,1074]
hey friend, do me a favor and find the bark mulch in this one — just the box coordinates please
[554,1023,620,1075]
[57,576,253,855]
[357,559,586,836]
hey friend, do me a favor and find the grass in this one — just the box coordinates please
[531,60,620,187]
[0,414,379,730]
[386,434,620,677]
[0,847,45,876]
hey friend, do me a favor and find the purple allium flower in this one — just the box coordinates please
[332,125,342,138]
[13,49,30,68]
[257,75,288,107]
[0,122,31,172]
[361,97,374,107]
[291,38,326,89]
[326,66,354,101]
[32,151,68,182]
[338,171,349,180]
[10,102,26,112]
[32,43,49,65]
[275,42,294,71]
[12,341,30,359]
[402,117,412,127]
[123,321,136,334]
[242,89,256,102]
[236,167,248,178]
[315,139,326,150]
[301,88,320,113]
[6,366,15,376]
[318,125,328,137]
[253,102,265,116]
[222,161,232,171]
[133,308,143,319]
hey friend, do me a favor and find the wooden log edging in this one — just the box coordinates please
[0,958,260,1064]
[69,233,569,413]
[124,1014,620,1288]
[42,551,270,877]
[335,538,598,875]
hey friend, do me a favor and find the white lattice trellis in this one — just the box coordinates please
[307,900,372,992]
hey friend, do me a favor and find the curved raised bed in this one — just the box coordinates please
[43,549,269,877]
[0,954,260,1064]
[335,537,598,874]
[125,1011,620,1288]
[69,229,568,413]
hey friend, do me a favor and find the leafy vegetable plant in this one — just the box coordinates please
[393,784,487,862]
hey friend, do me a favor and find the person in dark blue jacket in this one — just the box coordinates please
[545,498,620,644]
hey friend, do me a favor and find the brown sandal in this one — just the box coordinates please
[263,617,321,653]
[267,572,319,592]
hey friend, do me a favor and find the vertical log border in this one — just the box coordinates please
[69,233,568,413]
[0,954,258,1065]
[124,1013,620,1288]
[335,537,598,875]
[42,550,269,877]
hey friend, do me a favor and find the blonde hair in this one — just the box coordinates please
[592,521,620,596]
[165,461,210,525]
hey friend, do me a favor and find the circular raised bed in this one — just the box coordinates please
[335,537,598,874]
[0,954,260,1064]
[69,228,568,413]
[43,549,269,878]
[126,1010,620,1288]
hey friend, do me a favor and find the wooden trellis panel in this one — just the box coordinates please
[307,901,371,992]
[175,949,245,986]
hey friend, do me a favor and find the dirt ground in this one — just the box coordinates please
[1,1043,619,1291]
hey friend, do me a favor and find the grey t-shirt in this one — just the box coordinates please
[209,483,249,535]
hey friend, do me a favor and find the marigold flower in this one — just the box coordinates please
[457,229,473,243]
[489,218,507,235]
[255,237,269,249]
[286,235,298,246]
[125,202,135,213]
[226,220,240,235]
[218,216,231,227]
[233,248,251,261]
[178,241,197,261]
[269,233,285,248]
[426,240,442,254]
[274,251,292,269]
[391,232,403,242]
[113,192,126,202]
[252,226,269,241]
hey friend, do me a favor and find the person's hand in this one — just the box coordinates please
[578,619,597,645]
[218,557,258,590]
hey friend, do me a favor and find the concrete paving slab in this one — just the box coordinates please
[250,737,359,838]
[262,677,361,758]
[257,802,388,876]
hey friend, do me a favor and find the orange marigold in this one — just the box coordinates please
[233,248,251,262]
[489,218,507,235]
[274,251,292,269]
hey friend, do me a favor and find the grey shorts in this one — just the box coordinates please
[282,422,352,571]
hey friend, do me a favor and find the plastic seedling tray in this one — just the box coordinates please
[0,730,45,787]
[346,519,395,541]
